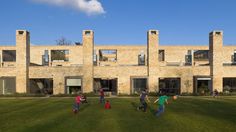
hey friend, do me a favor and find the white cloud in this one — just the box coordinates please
[32,0,105,15]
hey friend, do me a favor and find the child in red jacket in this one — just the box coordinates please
[105,100,111,109]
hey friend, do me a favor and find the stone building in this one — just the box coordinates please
[0,30,236,95]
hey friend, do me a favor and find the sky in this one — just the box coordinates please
[0,0,236,46]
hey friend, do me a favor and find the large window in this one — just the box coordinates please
[65,77,82,94]
[159,78,180,95]
[99,50,117,62]
[30,79,53,94]
[0,77,16,94]
[194,50,209,61]
[223,78,236,92]
[51,50,69,62]
[94,78,117,95]
[2,50,16,62]
[132,78,147,94]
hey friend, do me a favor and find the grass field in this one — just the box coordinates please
[0,96,236,132]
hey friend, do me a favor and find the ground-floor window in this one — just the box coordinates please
[0,77,16,94]
[65,77,82,94]
[223,78,236,92]
[30,79,53,94]
[94,78,117,95]
[131,78,147,94]
[193,77,212,94]
[159,78,180,95]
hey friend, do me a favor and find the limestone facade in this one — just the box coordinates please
[0,30,236,95]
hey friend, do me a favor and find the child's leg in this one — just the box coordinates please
[100,96,102,103]
[143,102,147,112]
[156,105,164,116]
[100,96,104,103]
[73,103,78,114]
[138,100,144,110]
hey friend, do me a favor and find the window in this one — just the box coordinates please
[66,78,82,94]
[0,77,16,94]
[93,50,97,65]
[42,50,49,66]
[85,31,91,35]
[232,50,236,63]
[132,78,147,94]
[99,50,117,62]
[29,79,53,95]
[18,31,24,35]
[185,50,192,66]
[151,31,157,35]
[194,50,209,61]
[2,50,16,62]
[158,50,165,61]
[223,78,236,92]
[51,50,69,62]
[138,51,145,65]
[159,78,180,95]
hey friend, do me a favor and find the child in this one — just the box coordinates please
[72,93,84,114]
[213,89,219,98]
[81,94,88,104]
[99,88,105,103]
[154,93,169,116]
[104,100,111,109]
[137,89,150,112]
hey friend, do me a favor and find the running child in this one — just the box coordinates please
[137,89,150,112]
[72,93,85,114]
[154,93,169,116]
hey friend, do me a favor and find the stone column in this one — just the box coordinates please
[209,31,223,92]
[147,30,159,92]
[82,30,94,93]
[16,30,30,93]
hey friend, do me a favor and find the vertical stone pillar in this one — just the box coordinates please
[82,30,94,93]
[209,31,223,92]
[16,30,30,93]
[147,30,159,92]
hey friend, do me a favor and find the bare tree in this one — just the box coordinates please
[56,37,72,45]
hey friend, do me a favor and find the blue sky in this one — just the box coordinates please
[0,0,236,45]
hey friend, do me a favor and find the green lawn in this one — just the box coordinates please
[0,97,236,132]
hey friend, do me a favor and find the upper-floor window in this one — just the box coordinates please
[99,49,117,62]
[138,51,145,66]
[51,50,69,62]
[2,50,16,62]
[158,50,165,61]
[185,50,192,66]
[93,50,97,65]
[232,50,236,63]
[42,50,49,65]
[193,50,209,61]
